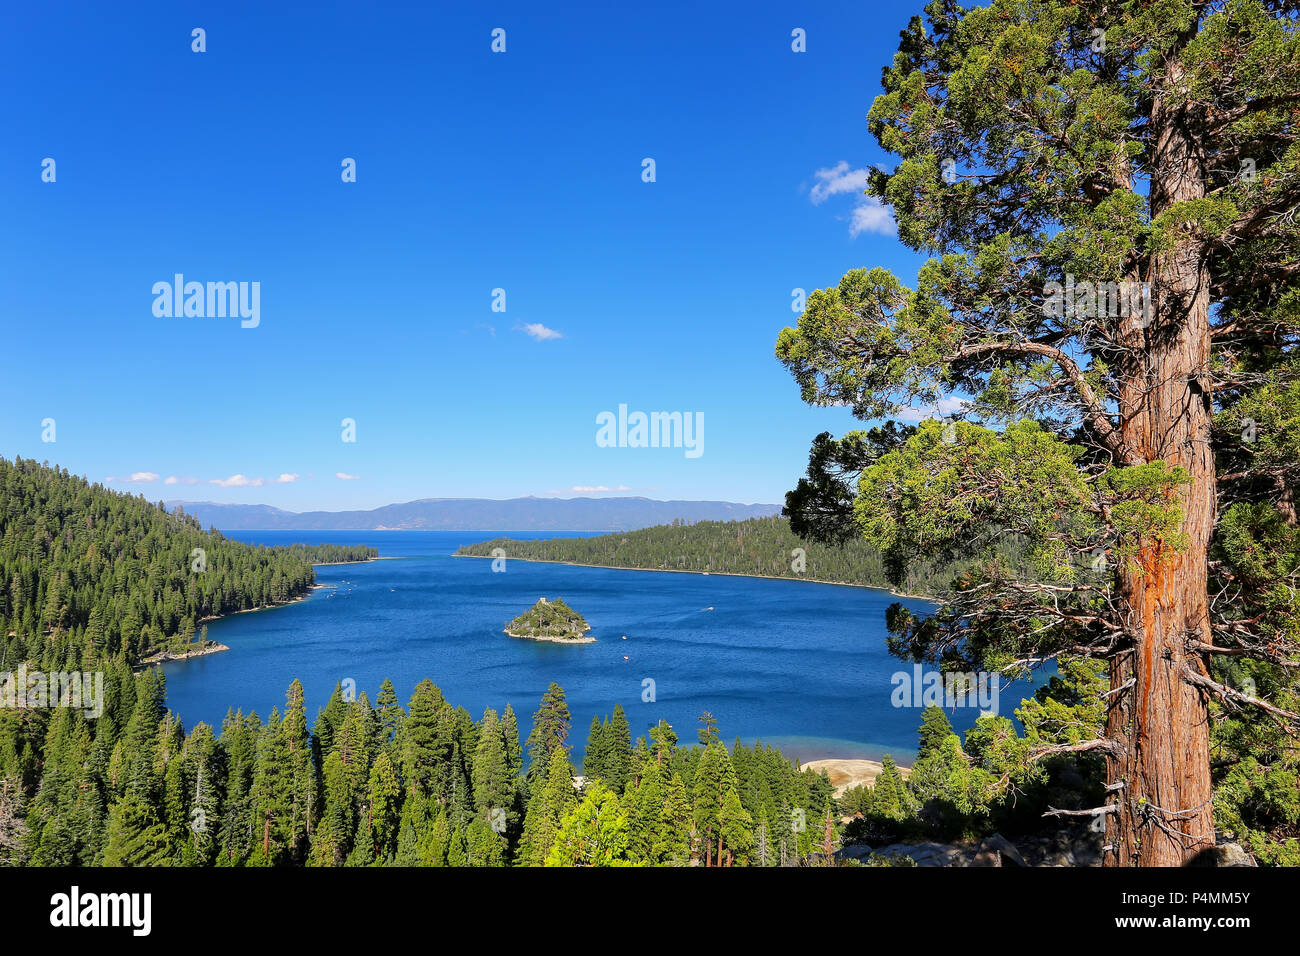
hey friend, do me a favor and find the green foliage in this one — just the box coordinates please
[545,782,634,867]
[460,514,1028,598]
[504,597,590,640]
[0,455,374,669]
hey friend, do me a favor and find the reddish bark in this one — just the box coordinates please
[1105,54,1217,866]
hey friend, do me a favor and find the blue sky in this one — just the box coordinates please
[0,0,932,511]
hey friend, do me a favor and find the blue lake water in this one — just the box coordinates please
[161,530,1046,765]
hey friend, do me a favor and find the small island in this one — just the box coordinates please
[504,597,594,643]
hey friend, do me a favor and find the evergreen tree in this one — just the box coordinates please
[606,706,633,794]
[718,784,754,867]
[367,751,402,862]
[917,705,955,760]
[774,0,1300,865]
[545,782,633,867]
[697,711,720,746]
[518,747,576,866]
[499,703,523,781]
[102,795,170,867]
[472,708,512,830]
[692,742,737,867]
[402,680,457,804]
[525,683,570,786]
[583,715,608,782]
[648,719,677,767]
[375,679,403,753]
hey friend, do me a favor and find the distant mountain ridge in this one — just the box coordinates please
[165,496,781,531]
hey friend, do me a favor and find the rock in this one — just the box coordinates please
[1187,842,1256,867]
[872,842,965,867]
[835,843,875,862]
[973,833,1027,867]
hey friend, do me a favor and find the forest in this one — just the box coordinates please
[456,513,1028,597]
[0,453,1294,865]
[0,669,845,867]
[0,456,376,670]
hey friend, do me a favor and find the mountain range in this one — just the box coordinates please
[165,496,782,532]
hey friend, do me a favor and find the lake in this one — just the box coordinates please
[161,530,1045,766]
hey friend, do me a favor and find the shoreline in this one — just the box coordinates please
[139,640,230,669]
[504,630,597,645]
[454,553,933,601]
[198,589,315,625]
[312,557,396,566]
[800,758,913,796]
[193,556,380,626]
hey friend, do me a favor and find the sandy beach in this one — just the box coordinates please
[801,758,912,796]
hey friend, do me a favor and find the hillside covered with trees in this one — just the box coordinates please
[0,456,376,669]
[457,515,1027,597]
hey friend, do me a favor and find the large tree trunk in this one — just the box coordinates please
[1105,62,1216,866]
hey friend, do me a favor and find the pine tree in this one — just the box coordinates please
[718,784,754,867]
[311,750,355,866]
[692,742,738,866]
[917,705,955,760]
[755,812,771,868]
[870,755,916,822]
[775,0,1300,865]
[648,719,677,767]
[500,703,523,780]
[314,682,347,759]
[402,679,457,803]
[525,683,570,786]
[518,747,576,866]
[250,709,291,865]
[375,679,403,752]
[472,708,512,829]
[281,680,316,862]
[583,715,607,782]
[102,795,170,867]
[606,705,633,795]
[697,711,720,746]
[367,750,402,862]
[545,782,633,867]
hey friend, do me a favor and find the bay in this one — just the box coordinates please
[161,530,1045,766]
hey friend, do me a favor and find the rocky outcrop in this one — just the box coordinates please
[836,828,1256,867]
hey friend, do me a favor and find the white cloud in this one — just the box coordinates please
[809,160,896,237]
[520,322,562,341]
[336,472,361,481]
[164,475,178,485]
[548,483,636,494]
[209,474,264,488]
[810,161,869,204]
[107,471,160,484]
[849,197,896,237]
[276,473,300,484]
